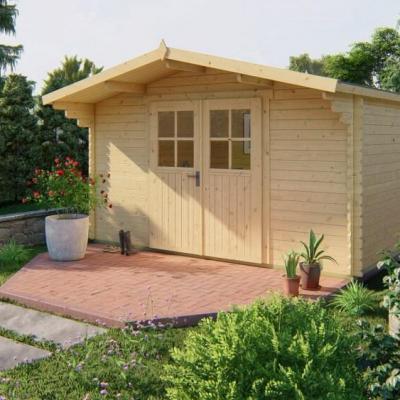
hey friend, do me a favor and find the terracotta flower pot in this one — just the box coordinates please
[45,214,89,261]
[283,275,300,297]
[300,262,321,290]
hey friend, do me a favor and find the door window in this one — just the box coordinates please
[209,109,251,170]
[158,111,194,168]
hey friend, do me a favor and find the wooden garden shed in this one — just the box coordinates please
[43,42,400,278]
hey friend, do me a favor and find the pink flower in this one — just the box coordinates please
[56,170,64,176]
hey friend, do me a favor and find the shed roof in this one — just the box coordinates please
[42,41,400,105]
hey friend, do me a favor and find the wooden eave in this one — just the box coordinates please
[42,41,400,106]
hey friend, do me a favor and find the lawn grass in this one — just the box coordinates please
[0,202,42,216]
[0,327,189,399]
[0,245,46,286]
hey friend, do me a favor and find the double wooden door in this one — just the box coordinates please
[149,98,262,263]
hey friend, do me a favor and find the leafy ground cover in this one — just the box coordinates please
[0,327,188,400]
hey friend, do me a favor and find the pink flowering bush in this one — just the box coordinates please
[24,157,111,215]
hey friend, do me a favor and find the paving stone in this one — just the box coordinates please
[0,336,51,370]
[0,245,348,328]
[0,302,106,349]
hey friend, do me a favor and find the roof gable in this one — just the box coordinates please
[42,41,400,105]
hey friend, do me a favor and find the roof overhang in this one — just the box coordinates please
[42,41,400,105]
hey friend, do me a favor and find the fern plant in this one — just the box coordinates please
[300,230,336,265]
[331,280,378,316]
[284,251,299,278]
[0,241,31,267]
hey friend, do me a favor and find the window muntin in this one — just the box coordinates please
[209,109,251,170]
[158,110,194,168]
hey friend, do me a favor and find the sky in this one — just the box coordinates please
[1,0,400,92]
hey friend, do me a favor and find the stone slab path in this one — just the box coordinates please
[0,336,51,370]
[0,302,106,349]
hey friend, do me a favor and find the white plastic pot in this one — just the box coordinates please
[45,214,89,261]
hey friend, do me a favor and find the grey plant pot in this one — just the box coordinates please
[45,214,89,261]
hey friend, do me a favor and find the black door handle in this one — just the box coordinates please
[188,171,200,187]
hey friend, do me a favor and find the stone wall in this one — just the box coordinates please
[0,210,60,246]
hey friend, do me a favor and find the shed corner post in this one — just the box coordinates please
[350,95,364,277]
[88,107,97,240]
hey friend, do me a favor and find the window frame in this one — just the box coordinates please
[157,109,195,169]
[209,108,251,171]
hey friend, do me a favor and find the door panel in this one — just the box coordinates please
[149,98,262,263]
[203,99,262,263]
[149,101,202,255]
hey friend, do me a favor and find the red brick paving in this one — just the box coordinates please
[0,245,348,328]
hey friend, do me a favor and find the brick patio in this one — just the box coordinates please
[0,245,348,328]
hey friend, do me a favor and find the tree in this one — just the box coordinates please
[0,0,23,73]
[0,74,38,201]
[36,56,102,175]
[289,53,325,76]
[289,26,400,92]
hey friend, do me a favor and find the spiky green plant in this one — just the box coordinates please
[331,280,378,316]
[300,229,336,266]
[284,251,299,278]
[0,240,30,267]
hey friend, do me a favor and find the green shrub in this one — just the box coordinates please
[163,296,364,400]
[357,320,400,399]
[0,240,31,267]
[331,280,379,316]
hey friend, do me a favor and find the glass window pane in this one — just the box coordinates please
[177,141,194,168]
[158,140,175,167]
[158,111,175,138]
[232,109,251,138]
[210,110,229,138]
[210,141,229,169]
[177,111,194,138]
[232,141,250,170]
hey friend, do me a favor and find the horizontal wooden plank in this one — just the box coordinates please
[271,199,346,215]
[270,109,337,120]
[364,124,400,135]
[271,190,347,204]
[97,94,146,106]
[273,88,322,100]
[271,169,345,184]
[364,134,400,145]
[271,210,347,226]
[271,150,346,162]
[270,219,347,237]
[96,114,145,124]
[148,72,238,88]
[271,159,346,172]
[364,114,400,126]
[271,180,346,194]
[270,119,346,130]
[271,229,348,245]
[271,140,346,152]
[270,129,346,141]
[96,123,145,132]
[270,99,331,110]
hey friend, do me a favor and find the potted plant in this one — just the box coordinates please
[283,251,300,296]
[24,157,110,261]
[299,230,336,290]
